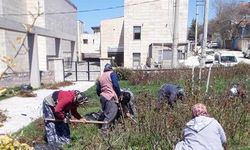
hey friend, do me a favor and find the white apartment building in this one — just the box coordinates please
[80,25,101,60]
[0,0,77,73]
[124,0,188,68]
[97,0,189,68]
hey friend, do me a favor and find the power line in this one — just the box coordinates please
[0,0,160,16]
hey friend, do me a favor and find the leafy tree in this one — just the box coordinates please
[188,19,196,40]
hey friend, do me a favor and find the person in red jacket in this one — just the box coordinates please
[42,90,87,147]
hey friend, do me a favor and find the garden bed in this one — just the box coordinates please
[17,64,250,149]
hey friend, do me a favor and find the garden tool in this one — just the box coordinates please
[45,118,107,124]
[128,115,137,124]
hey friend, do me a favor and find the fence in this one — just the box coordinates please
[63,60,100,81]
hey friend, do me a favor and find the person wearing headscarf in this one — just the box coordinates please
[156,83,185,109]
[120,89,137,118]
[175,103,227,150]
[96,63,121,133]
[43,90,88,147]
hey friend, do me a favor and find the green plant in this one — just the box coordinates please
[114,67,132,80]
[17,65,250,149]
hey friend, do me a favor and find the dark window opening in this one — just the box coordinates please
[133,26,141,40]
[83,39,88,44]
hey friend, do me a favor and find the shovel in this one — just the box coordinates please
[45,118,108,124]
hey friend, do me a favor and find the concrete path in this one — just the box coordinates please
[0,81,95,134]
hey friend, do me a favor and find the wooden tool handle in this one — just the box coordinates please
[45,118,107,124]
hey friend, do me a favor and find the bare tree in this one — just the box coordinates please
[209,0,243,42]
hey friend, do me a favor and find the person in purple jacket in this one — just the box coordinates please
[96,63,121,133]
[175,103,227,150]
[156,83,185,109]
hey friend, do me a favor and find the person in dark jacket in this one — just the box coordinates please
[156,83,185,109]
[42,90,87,147]
[119,89,137,118]
[96,63,121,132]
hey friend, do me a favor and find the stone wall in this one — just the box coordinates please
[0,71,55,88]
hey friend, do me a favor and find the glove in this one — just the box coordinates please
[63,117,70,123]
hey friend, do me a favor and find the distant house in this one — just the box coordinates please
[0,0,78,73]
[80,24,101,61]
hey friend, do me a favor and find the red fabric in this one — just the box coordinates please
[192,103,209,118]
[54,91,81,120]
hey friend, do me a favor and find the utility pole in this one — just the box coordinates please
[172,0,180,68]
[201,0,209,67]
[195,0,204,53]
[194,1,199,53]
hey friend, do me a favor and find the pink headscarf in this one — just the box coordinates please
[192,103,209,118]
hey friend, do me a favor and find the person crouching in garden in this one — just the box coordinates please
[156,83,185,109]
[119,89,137,121]
[175,103,227,150]
[42,90,88,147]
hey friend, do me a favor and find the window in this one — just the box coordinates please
[221,56,237,63]
[83,39,88,44]
[158,49,172,62]
[133,53,141,67]
[133,26,141,40]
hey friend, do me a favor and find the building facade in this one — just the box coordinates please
[96,0,189,68]
[0,0,77,73]
[80,25,101,60]
[101,17,124,66]
[124,0,188,68]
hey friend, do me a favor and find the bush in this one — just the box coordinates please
[114,67,132,80]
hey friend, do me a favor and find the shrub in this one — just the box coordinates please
[114,67,132,80]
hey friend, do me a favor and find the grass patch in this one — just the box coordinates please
[17,65,250,149]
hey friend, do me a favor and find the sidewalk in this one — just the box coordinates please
[0,81,95,134]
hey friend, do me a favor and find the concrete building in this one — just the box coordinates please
[0,0,77,74]
[101,17,124,66]
[124,0,188,68]
[98,0,189,68]
[80,25,101,60]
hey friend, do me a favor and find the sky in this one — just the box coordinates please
[71,0,248,32]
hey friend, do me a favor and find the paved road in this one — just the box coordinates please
[0,81,95,134]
